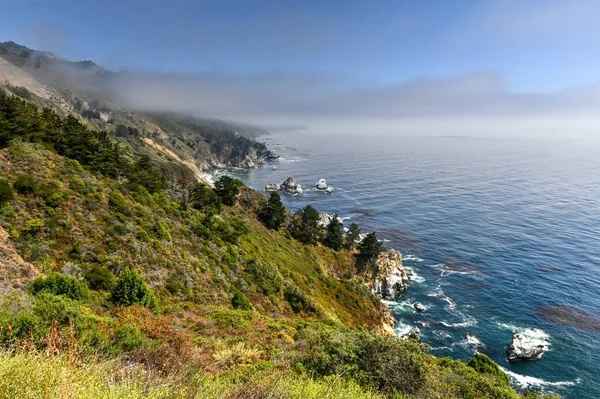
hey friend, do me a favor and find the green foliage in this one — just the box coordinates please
[84,264,115,291]
[112,324,144,353]
[257,191,286,230]
[69,176,87,194]
[21,218,43,239]
[0,179,14,205]
[214,175,243,206]
[345,223,361,249]
[108,191,126,214]
[32,292,84,326]
[245,260,283,296]
[110,269,157,308]
[136,229,150,242]
[324,214,343,251]
[357,232,382,263]
[189,182,222,214]
[468,353,511,386]
[284,286,317,314]
[288,205,321,245]
[30,272,90,301]
[152,221,171,241]
[0,92,165,191]
[231,290,253,311]
[13,174,37,195]
[298,328,427,397]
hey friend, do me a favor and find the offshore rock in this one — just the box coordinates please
[265,183,280,192]
[281,177,303,195]
[413,302,426,312]
[315,179,328,190]
[401,326,421,341]
[369,249,413,300]
[507,332,548,361]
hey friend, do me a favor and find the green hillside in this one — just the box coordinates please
[0,90,558,398]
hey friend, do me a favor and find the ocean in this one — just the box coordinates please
[222,131,600,398]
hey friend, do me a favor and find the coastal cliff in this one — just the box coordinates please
[368,249,413,300]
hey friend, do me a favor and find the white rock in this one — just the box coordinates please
[265,183,280,191]
[315,179,328,190]
[507,330,549,361]
[369,250,413,300]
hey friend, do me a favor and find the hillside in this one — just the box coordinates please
[0,47,559,398]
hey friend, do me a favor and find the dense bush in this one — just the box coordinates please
[84,264,115,291]
[188,182,222,214]
[108,191,127,214]
[13,174,37,195]
[30,272,90,301]
[284,286,317,314]
[468,353,511,386]
[110,269,157,308]
[69,176,87,194]
[297,328,428,397]
[0,180,13,205]
[21,218,43,239]
[112,324,144,353]
[231,290,253,311]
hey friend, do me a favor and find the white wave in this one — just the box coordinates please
[499,367,581,389]
[434,330,452,339]
[452,332,483,349]
[497,323,551,352]
[430,346,454,352]
[394,321,413,336]
[403,254,424,262]
[441,320,474,328]
[411,270,426,283]
[380,299,398,307]
[382,238,391,243]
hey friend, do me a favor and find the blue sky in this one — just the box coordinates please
[2,0,599,92]
[2,1,600,136]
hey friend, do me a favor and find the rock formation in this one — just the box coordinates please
[280,177,303,195]
[507,331,549,360]
[369,249,413,300]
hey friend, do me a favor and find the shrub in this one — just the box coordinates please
[231,290,253,311]
[108,191,127,214]
[32,293,83,326]
[45,192,63,208]
[13,174,37,195]
[110,269,157,308]
[298,329,428,397]
[284,286,317,314]
[288,205,321,245]
[0,180,14,205]
[188,182,221,214]
[136,230,150,242]
[112,324,144,353]
[22,218,44,239]
[84,264,115,291]
[245,260,282,296]
[152,221,171,241]
[30,272,90,301]
[467,353,510,386]
[69,177,87,194]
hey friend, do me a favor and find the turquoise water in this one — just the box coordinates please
[224,132,600,398]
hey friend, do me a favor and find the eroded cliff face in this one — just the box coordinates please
[0,226,39,297]
[368,249,413,300]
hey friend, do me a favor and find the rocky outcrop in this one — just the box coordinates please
[315,179,328,190]
[265,183,280,192]
[0,226,39,297]
[377,307,397,336]
[507,331,549,361]
[317,212,343,228]
[280,177,303,195]
[401,326,421,341]
[369,249,413,300]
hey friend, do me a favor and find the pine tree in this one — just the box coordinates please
[214,175,244,206]
[324,214,343,250]
[357,232,383,262]
[258,191,286,229]
[345,222,361,249]
[289,205,321,245]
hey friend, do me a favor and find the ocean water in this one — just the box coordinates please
[224,132,600,398]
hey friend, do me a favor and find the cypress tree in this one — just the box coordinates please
[324,214,343,250]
